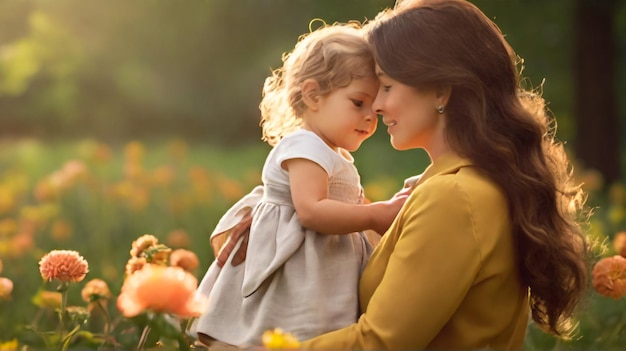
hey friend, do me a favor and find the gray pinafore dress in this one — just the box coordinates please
[190,129,373,347]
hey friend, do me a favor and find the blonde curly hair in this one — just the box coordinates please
[259,20,376,146]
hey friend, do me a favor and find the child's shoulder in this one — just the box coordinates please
[278,129,325,147]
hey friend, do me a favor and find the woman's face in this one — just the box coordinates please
[373,66,445,153]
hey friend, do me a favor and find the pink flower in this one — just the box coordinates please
[592,255,626,299]
[39,250,89,283]
[116,264,206,318]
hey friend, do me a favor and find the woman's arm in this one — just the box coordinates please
[214,213,252,267]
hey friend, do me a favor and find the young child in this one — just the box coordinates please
[189,21,407,347]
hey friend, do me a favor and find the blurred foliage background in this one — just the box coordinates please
[0,0,622,156]
[1,0,624,182]
[0,0,626,349]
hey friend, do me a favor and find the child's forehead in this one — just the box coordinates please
[345,76,379,95]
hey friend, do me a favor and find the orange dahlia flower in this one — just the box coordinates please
[33,290,62,309]
[592,255,626,299]
[116,264,205,318]
[613,232,626,258]
[169,249,199,271]
[81,278,112,303]
[129,234,159,258]
[39,250,89,283]
[0,277,13,299]
[125,256,148,276]
[166,229,191,248]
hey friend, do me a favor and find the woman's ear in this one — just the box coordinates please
[435,85,452,107]
[302,79,321,111]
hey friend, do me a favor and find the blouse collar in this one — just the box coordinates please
[413,152,473,187]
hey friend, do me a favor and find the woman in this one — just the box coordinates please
[211,0,590,349]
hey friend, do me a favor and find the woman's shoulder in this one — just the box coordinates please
[412,166,507,209]
[401,166,510,247]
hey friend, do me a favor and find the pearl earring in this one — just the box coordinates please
[436,105,445,114]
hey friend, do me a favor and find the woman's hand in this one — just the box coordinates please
[215,213,252,267]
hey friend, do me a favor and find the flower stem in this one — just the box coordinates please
[137,324,152,351]
[59,287,68,339]
[95,300,111,340]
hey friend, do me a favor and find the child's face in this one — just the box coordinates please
[304,75,379,152]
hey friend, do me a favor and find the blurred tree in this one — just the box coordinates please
[0,8,85,135]
[573,0,621,184]
[0,0,395,143]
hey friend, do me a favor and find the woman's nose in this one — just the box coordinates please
[372,97,383,115]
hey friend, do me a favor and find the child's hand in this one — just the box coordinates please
[394,184,414,198]
[371,193,409,235]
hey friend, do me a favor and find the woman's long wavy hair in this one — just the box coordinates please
[367,0,590,338]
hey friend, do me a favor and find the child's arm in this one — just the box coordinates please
[286,158,407,235]
[214,174,416,267]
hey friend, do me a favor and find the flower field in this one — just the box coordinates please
[0,138,271,349]
[0,138,624,350]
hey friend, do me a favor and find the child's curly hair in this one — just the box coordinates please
[259,20,376,146]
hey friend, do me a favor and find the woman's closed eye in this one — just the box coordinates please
[382,85,391,92]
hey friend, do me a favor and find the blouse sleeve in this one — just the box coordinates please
[301,176,483,349]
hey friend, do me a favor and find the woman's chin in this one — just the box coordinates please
[390,139,410,151]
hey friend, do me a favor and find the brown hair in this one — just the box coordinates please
[259,21,375,146]
[367,0,589,338]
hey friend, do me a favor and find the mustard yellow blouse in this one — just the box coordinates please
[301,152,529,350]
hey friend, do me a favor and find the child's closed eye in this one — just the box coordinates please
[351,99,364,107]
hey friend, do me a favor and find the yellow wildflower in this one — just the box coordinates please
[0,339,18,350]
[262,328,301,350]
